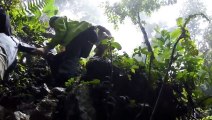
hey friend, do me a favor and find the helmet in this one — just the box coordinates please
[49,16,59,28]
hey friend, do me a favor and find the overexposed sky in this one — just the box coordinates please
[98,0,183,54]
[61,0,212,54]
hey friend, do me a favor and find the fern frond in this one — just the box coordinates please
[21,0,57,18]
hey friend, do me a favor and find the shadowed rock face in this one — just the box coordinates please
[83,56,187,120]
[83,56,153,120]
[85,56,152,101]
[0,56,188,120]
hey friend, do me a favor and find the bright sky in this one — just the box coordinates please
[94,0,183,54]
[88,0,186,54]
[61,0,212,54]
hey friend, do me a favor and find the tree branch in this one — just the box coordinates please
[137,13,154,59]
[137,12,155,82]
[149,13,209,120]
[150,28,185,120]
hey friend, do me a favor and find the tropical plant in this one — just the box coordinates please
[103,0,212,118]
[103,0,178,83]
[0,0,211,119]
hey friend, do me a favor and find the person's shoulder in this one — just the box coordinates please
[0,33,10,39]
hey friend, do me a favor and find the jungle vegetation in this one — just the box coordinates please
[0,0,211,119]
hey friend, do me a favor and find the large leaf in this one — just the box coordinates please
[170,28,181,39]
[111,42,122,50]
[176,17,183,27]
[42,0,58,16]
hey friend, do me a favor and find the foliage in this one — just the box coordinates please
[65,77,100,93]
[103,0,211,117]
[20,0,58,17]
[0,0,57,94]
[113,52,145,75]
[5,0,57,48]
[0,0,211,119]
[99,38,122,56]
[202,116,212,120]
[151,15,211,118]
[102,0,176,79]
[92,15,211,118]
[179,0,207,40]
[103,0,176,28]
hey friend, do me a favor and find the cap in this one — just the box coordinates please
[49,16,60,28]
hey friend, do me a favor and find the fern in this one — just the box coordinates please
[0,0,58,45]
[21,0,57,18]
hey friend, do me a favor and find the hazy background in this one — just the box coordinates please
[55,0,212,54]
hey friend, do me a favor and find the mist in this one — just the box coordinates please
[54,0,212,54]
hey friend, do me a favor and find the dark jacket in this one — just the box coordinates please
[0,33,36,80]
[0,9,12,36]
[0,8,36,80]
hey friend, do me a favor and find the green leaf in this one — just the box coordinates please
[130,68,135,73]
[176,17,183,27]
[202,97,212,106]
[65,78,75,87]
[82,79,101,85]
[88,79,101,85]
[131,65,139,73]
[111,42,122,50]
[42,0,58,16]
[202,116,212,120]
[100,39,108,45]
[140,47,151,55]
[163,49,171,59]
[170,28,181,39]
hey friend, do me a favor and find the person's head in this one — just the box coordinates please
[49,16,60,28]
[96,25,112,41]
[49,16,68,32]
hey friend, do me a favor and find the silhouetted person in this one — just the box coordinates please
[36,16,112,85]
[0,8,12,36]
[0,8,37,80]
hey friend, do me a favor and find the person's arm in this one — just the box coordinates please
[35,16,68,55]
[46,32,64,49]
[34,30,66,56]
[18,42,37,54]
[42,32,55,38]
[9,36,36,54]
[44,16,67,51]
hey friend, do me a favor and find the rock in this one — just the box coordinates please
[0,105,5,120]
[31,83,50,98]
[58,85,96,120]
[74,85,95,120]
[51,87,66,97]
[30,110,49,120]
[0,96,21,111]
[16,102,36,115]
[34,97,58,119]
[42,83,51,94]
[14,111,29,120]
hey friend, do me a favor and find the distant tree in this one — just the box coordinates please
[103,0,177,81]
[179,0,212,116]
[178,0,212,66]
[179,0,207,39]
[203,23,212,51]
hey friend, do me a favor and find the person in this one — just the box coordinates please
[36,16,112,84]
[0,8,37,80]
[0,7,12,36]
